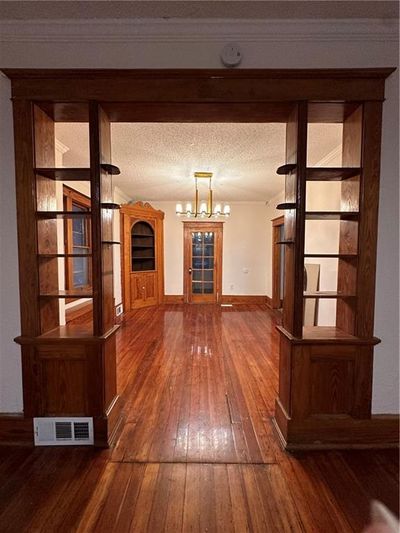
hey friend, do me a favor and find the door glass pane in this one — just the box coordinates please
[204,231,214,244]
[204,244,214,257]
[192,245,202,256]
[192,257,202,269]
[203,282,213,294]
[204,270,213,282]
[203,257,214,269]
[192,282,202,293]
[192,270,202,281]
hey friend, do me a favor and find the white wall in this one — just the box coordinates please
[151,201,271,296]
[0,17,398,413]
[0,74,23,412]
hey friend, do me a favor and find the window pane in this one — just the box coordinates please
[73,257,89,287]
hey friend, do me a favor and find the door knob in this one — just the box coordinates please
[188,268,192,274]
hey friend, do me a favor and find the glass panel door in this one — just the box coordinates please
[191,231,215,301]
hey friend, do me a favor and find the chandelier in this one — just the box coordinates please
[175,172,231,218]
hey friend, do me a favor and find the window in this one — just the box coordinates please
[63,186,91,292]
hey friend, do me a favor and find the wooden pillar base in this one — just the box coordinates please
[272,326,391,450]
[14,325,121,448]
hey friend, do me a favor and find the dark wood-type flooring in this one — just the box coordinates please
[0,304,398,532]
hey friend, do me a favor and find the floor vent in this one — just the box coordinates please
[34,417,94,446]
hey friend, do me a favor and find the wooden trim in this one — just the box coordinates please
[164,295,272,305]
[3,69,394,104]
[0,414,34,446]
[221,295,268,305]
[163,295,185,304]
[65,301,93,323]
[13,100,40,336]
[273,405,399,450]
[3,68,395,80]
[272,215,285,227]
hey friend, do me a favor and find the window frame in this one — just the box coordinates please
[63,185,92,298]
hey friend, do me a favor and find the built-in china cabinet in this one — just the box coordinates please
[120,202,164,310]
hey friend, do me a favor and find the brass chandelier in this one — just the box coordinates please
[175,172,231,218]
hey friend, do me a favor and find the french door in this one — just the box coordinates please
[183,222,223,304]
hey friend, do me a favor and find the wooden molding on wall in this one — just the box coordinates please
[0,414,34,446]
[65,301,93,323]
[163,295,185,304]
[163,295,272,305]
[273,407,399,450]
[221,295,268,305]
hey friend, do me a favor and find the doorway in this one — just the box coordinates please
[183,222,223,304]
[271,215,284,310]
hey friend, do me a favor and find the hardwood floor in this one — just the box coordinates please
[0,304,398,532]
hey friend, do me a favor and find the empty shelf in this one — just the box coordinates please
[40,289,93,298]
[101,164,121,175]
[35,168,91,181]
[39,253,92,258]
[305,211,358,220]
[304,253,357,259]
[303,291,355,299]
[276,163,297,175]
[37,211,92,219]
[306,167,360,181]
[276,202,296,210]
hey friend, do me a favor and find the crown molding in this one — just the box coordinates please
[0,18,397,44]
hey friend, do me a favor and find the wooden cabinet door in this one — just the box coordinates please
[143,272,157,306]
[130,273,145,309]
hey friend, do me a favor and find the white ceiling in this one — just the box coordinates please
[1,1,398,20]
[56,122,342,202]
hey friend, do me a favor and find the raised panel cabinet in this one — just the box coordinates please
[121,202,164,311]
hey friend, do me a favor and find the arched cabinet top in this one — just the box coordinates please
[120,201,164,220]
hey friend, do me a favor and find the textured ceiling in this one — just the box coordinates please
[0,1,398,20]
[56,122,342,202]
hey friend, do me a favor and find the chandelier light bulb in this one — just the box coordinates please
[176,203,183,215]
[223,204,231,216]
[214,203,222,215]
